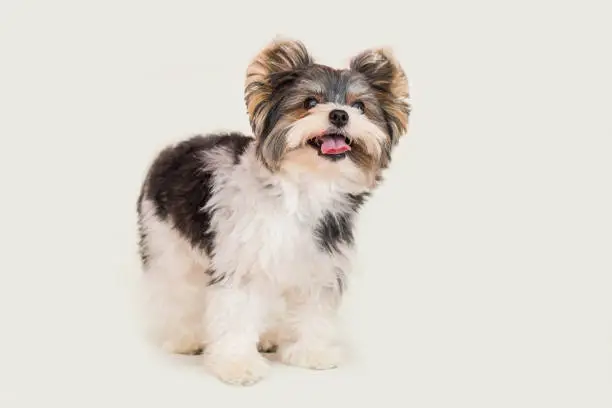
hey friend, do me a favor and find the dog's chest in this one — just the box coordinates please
[211,177,344,287]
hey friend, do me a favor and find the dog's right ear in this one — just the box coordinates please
[244,38,314,138]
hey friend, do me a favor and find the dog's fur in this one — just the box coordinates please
[136,38,410,385]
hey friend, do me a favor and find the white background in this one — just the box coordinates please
[1,0,611,407]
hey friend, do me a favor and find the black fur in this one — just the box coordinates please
[314,193,370,255]
[347,192,370,212]
[207,268,227,286]
[138,133,253,264]
[136,190,149,266]
[314,212,355,254]
[259,91,287,140]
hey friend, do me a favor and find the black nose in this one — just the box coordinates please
[329,109,349,127]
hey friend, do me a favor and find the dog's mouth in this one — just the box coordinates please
[307,133,352,160]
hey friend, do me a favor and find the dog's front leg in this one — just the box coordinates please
[202,284,270,386]
[277,288,344,370]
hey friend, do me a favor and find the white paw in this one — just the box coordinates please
[279,342,343,370]
[204,352,270,386]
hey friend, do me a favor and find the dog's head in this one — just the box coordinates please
[245,38,410,183]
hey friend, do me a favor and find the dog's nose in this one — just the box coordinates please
[329,109,349,128]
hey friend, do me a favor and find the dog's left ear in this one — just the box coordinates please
[350,48,411,143]
[245,38,314,138]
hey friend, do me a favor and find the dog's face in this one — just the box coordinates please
[245,39,410,181]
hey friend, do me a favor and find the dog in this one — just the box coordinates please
[136,37,411,385]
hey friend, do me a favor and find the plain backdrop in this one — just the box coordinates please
[1,0,611,407]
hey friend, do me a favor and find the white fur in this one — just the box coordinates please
[139,142,370,385]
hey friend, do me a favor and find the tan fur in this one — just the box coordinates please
[349,48,411,143]
[244,39,313,137]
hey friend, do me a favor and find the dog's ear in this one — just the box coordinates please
[245,38,314,138]
[350,47,409,100]
[350,48,411,143]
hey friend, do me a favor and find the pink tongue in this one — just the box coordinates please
[320,135,351,155]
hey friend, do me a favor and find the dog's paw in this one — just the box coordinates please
[204,352,270,386]
[278,342,343,370]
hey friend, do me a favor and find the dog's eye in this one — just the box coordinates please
[304,97,318,110]
[351,101,365,113]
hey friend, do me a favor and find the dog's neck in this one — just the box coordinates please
[245,142,374,197]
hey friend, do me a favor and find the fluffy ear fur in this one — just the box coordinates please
[244,38,314,138]
[350,48,411,143]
